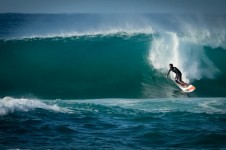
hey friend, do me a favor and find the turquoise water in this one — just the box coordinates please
[0,35,151,99]
[0,35,226,99]
[0,14,226,149]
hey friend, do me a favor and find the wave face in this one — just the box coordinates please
[1,13,226,99]
[0,34,153,99]
[0,35,226,99]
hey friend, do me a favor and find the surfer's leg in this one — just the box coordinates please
[175,75,182,85]
[179,74,188,86]
[178,74,182,82]
[175,79,180,84]
[175,77,182,85]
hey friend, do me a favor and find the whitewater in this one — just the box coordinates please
[0,13,226,149]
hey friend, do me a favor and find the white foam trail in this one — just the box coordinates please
[0,97,69,116]
[199,100,226,114]
[73,98,226,114]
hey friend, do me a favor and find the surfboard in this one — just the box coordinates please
[175,82,196,93]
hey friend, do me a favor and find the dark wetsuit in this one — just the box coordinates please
[167,66,182,82]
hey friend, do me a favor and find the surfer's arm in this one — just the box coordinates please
[166,69,171,78]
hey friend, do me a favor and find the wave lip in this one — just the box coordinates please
[1,24,155,40]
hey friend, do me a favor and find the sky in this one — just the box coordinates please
[0,0,226,14]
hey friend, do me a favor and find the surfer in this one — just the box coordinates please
[167,64,187,86]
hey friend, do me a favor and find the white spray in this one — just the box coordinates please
[149,32,220,82]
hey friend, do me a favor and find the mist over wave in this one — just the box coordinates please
[0,14,155,39]
[1,14,226,43]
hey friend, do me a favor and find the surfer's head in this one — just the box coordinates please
[169,63,173,67]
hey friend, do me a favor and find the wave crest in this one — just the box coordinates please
[0,97,69,116]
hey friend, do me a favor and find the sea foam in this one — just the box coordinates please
[0,97,69,116]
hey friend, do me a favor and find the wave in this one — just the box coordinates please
[1,14,226,99]
[1,97,225,150]
[1,34,226,99]
[1,97,225,116]
[0,97,70,116]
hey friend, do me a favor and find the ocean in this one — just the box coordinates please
[0,13,226,149]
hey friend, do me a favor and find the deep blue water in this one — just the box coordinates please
[0,14,226,149]
[1,97,226,149]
